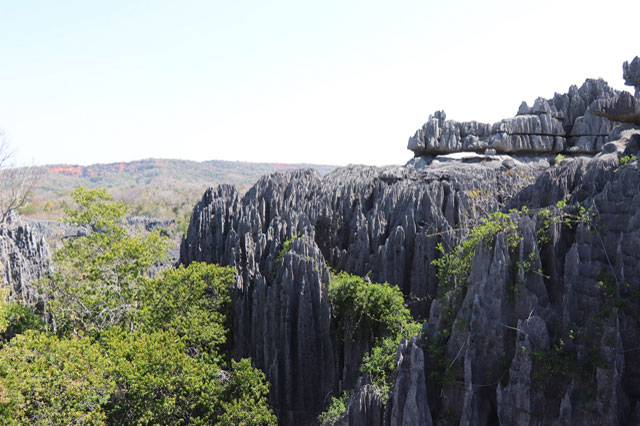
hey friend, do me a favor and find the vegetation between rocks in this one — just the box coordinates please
[319,272,420,423]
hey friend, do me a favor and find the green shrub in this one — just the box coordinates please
[328,272,419,404]
[0,328,277,426]
[217,359,277,426]
[138,262,234,362]
[276,233,300,265]
[432,210,522,296]
[1,187,277,425]
[0,298,44,343]
[42,186,170,335]
[0,331,114,425]
[329,272,412,342]
[317,391,350,426]
[101,328,224,425]
[360,322,421,396]
[615,154,637,172]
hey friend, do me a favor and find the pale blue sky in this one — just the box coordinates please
[1,0,638,167]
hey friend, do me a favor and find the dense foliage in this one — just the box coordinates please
[0,187,276,425]
[359,321,421,395]
[43,186,169,335]
[0,289,44,341]
[329,271,414,342]
[322,271,420,422]
[317,391,350,426]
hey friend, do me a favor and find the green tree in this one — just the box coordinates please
[0,288,44,343]
[137,262,234,362]
[217,359,278,426]
[0,331,114,425]
[0,328,278,426]
[325,271,419,409]
[329,271,412,342]
[0,186,277,425]
[100,328,223,426]
[42,186,169,335]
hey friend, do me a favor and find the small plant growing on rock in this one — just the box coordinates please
[615,154,637,172]
[276,233,300,265]
[317,390,350,426]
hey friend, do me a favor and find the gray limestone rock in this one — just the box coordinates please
[182,127,640,424]
[179,65,640,426]
[623,56,640,97]
[338,378,387,426]
[595,90,640,126]
[391,337,432,426]
[180,161,546,424]
[408,79,619,156]
[0,213,51,305]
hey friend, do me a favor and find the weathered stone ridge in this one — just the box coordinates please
[0,213,51,305]
[180,58,640,426]
[180,160,547,424]
[182,130,640,425]
[623,56,640,97]
[342,129,640,426]
[407,77,637,155]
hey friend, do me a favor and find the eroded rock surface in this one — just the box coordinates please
[181,159,546,424]
[0,214,50,305]
[408,78,622,155]
[623,57,640,97]
[181,59,640,426]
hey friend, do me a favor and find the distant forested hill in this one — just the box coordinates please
[20,158,336,231]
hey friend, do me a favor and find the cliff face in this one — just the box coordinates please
[0,214,51,305]
[180,158,548,423]
[417,129,640,426]
[181,60,640,425]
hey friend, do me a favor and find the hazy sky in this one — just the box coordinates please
[1,1,638,167]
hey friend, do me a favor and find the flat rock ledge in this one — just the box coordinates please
[409,57,640,157]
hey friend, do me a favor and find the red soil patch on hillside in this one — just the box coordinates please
[46,165,84,177]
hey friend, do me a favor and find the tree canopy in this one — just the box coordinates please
[0,187,277,425]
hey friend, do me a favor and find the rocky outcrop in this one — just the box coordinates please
[181,159,547,424]
[412,128,640,426]
[0,214,51,305]
[408,79,620,155]
[623,57,640,97]
[181,59,640,425]
[338,378,388,426]
[390,337,431,426]
[595,91,640,126]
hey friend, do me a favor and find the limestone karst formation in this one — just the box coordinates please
[3,57,640,426]
[623,57,640,97]
[0,213,51,307]
[407,75,640,157]
[180,57,640,425]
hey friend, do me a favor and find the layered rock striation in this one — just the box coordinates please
[407,78,638,155]
[402,128,640,426]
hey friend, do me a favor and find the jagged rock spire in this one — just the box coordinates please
[623,56,640,97]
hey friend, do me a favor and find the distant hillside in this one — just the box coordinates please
[20,158,336,232]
